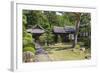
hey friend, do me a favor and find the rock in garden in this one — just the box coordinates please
[85,54,91,59]
[80,47,85,52]
[23,51,34,62]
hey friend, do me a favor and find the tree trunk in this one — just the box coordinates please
[72,13,81,48]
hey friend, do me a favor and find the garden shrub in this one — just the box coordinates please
[23,33,33,42]
[23,37,32,46]
[24,43,35,49]
[39,33,54,45]
[23,29,36,62]
[39,33,47,43]
[23,33,34,47]
[25,33,33,38]
[23,46,35,54]
[46,33,54,44]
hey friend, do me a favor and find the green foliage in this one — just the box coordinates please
[44,11,59,26]
[39,33,47,43]
[23,33,33,46]
[23,10,36,55]
[24,10,49,29]
[23,14,27,25]
[23,10,77,29]
[25,33,33,39]
[23,32,35,53]
[23,31,35,54]
[39,33,54,45]
[46,33,54,44]
[83,37,91,48]
[23,47,35,54]
[62,12,76,26]
[80,13,91,25]
[78,13,91,48]
[22,13,27,37]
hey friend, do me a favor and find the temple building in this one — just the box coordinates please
[26,24,76,43]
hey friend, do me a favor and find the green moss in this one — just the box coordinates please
[48,49,88,61]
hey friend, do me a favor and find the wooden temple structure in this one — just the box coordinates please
[53,26,75,42]
[26,24,75,43]
[27,24,45,42]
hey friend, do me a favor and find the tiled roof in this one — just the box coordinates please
[53,26,75,33]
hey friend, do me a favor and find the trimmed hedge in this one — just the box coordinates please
[23,47,35,54]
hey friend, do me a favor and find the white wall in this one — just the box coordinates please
[0,0,100,73]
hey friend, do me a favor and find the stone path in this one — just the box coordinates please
[34,43,52,62]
